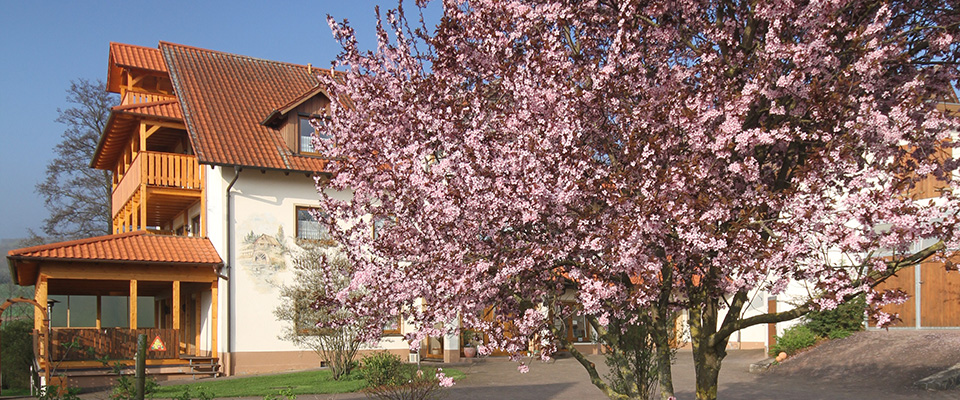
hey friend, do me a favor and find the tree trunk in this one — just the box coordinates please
[655,334,675,400]
[653,259,676,400]
[692,345,723,400]
[688,297,728,400]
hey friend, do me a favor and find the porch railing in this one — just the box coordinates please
[49,328,180,361]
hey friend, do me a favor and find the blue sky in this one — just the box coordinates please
[0,1,440,239]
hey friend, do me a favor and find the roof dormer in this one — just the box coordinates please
[261,86,332,155]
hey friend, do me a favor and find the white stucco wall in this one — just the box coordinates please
[211,169,410,355]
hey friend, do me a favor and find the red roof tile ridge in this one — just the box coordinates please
[7,231,146,257]
[110,42,161,52]
[158,41,334,74]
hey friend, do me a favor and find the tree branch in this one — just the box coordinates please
[713,241,946,340]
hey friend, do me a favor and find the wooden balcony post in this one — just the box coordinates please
[130,279,138,330]
[96,296,102,330]
[140,147,148,230]
[139,123,147,152]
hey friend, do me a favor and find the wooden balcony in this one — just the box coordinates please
[121,91,177,105]
[113,151,203,232]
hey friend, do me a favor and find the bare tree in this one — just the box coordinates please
[35,79,118,240]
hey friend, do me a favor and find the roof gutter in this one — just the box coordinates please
[223,166,241,376]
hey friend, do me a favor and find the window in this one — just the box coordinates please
[299,115,330,154]
[190,215,201,237]
[372,215,397,240]
[554,302,596,344]
[49,295,155,328]
[383,315,402,336]
[567,313,592,343]
[296,206,330,242]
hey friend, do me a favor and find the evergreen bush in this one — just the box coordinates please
[770,324,818,356]
[804,295,866,339]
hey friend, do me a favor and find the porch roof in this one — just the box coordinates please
[7,231,223,285]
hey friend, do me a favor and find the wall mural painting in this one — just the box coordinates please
[238,214,293,293]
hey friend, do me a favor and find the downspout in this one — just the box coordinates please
[224,166,241,375]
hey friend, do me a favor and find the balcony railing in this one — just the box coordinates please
[47,328,180,361]
[112,151,201,216]
[122,91,176,105]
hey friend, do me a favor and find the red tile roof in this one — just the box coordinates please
[107,43,169,94]
[7,231,222,265]
[110,42,167,72]
[159,42,329,173]
[113,99,183,120]
[111,99,183,120]
[91,100,184,170]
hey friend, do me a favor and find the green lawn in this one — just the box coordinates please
[151,367,465,399]
[0,387,33,397]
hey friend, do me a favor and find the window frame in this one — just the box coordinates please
[295,206,333,245]
[298,114,331,155]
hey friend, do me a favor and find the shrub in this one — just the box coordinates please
[826,329,854,340]
[1,319,34,390]
[770,324,818,356]
[359,353,453,400]
[363,370,446,400]
[804,295,866,339]
[359,352,406,387]
[276,253,362,380]
[172,387,212,400]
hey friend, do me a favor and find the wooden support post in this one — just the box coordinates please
[211,280,218,358]
[130,279,138,330]
[35,276,48,333]
[173,281,180,352]
[96,296,102,329]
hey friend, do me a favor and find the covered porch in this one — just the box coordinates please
[6,231,223,386]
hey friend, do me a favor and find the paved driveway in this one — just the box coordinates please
[77,330,960,400]
[259,347,959,400]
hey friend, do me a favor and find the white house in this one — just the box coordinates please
[7,41,958,389]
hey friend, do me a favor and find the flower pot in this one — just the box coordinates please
[463,346,477,358]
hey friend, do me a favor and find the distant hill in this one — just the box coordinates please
[0,239,36,317]
[0,238,29,284]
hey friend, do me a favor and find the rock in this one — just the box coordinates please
[914,362,960,391]
[749,358,776,373]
